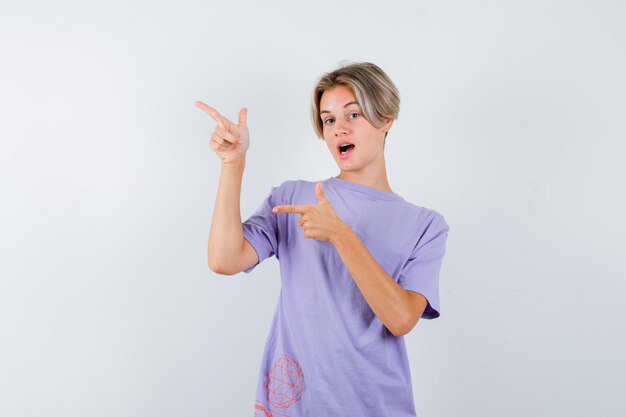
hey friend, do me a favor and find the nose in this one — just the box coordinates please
[334,118,350,136]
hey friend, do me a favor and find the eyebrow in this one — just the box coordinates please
[320,101,360,115]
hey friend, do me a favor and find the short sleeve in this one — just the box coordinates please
[397,213,450,319]
[241,185,280,274]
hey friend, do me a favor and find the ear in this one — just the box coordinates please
[383,117,394,133]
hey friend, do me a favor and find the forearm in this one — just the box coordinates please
[331,224,410,336]
[207,160,246,271]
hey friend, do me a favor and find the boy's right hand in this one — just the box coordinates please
[195,101,249,165]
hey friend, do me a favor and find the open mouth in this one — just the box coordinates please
[338,143,356,155]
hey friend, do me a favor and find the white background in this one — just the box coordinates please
[1,1,625,416]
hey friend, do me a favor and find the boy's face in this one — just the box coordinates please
[319,85,391,173]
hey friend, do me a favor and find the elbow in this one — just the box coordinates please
[389,326,407,338]
[207,257,220,274]
[208,259,234,276]
[208,251,228,275]
[391,316,419,337]
[390,326,408,338]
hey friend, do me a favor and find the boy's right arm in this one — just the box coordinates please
[207,159,259,275]
[195,101,256,275]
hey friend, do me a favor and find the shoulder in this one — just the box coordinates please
[424,208,449,230]
[267,179,313,203]
[421,208,449,234]
[271,179,310,193]
[395,201,450,238]
[395,198,448,226]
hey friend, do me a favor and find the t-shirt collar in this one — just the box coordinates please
[327,176,405,202]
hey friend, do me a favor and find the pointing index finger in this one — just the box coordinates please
[195,101,229,128]
[272,205,306,214]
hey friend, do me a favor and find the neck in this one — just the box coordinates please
[336,160,392,193]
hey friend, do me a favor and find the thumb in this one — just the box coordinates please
[315,181,329,203]
[238,107,248,126]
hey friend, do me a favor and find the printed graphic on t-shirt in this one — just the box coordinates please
[254,400,289,417]
[265,354,305,408]
[254,354,305,416]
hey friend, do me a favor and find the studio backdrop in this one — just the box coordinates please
[1,1,624,416]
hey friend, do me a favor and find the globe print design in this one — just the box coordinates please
[264,354,305,409]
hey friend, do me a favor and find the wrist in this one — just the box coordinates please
[331,221,352,246]
[222,159,246,171]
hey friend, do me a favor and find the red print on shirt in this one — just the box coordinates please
[254,400,290,417]
[264,354,305,409]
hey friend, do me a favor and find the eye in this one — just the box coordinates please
[349,112,360,119]
[323,118,334,125]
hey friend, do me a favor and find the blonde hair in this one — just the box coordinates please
[310,61,400,144]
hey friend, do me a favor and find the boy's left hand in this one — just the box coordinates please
[272,181,347,243]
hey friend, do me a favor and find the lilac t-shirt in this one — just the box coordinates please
[242,176,449,417]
